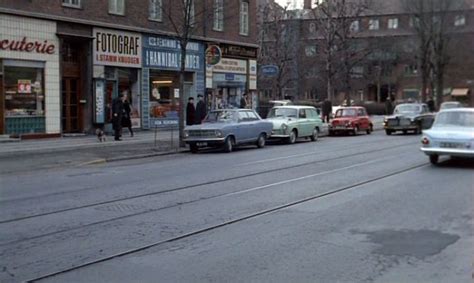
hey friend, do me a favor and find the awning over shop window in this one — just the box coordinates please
[451,88,469,96]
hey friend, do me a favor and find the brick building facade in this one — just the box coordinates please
[0,0,259,136]
[258,0,474,107]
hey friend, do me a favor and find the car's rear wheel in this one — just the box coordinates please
[256,133,266,148]
[287,130,297,144]
[223,136,234,153]
[385,129,392,135]
[366,124,373,135]
[429,155,439,165]
[310,128,319,141]
[403,130,408,135]
[190,143,199,154]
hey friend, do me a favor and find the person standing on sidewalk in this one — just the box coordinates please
[195,94,207,124]
[240,93,248,109]
[112,93,125,141]
[122,95,134,137]
[322,98,332,123]
[186,97,196,126]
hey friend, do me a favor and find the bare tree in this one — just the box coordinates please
[258,3,297,99]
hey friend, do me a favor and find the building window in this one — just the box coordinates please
[214,0,224,31]
[454,15,466,26]
[62,0,81,8]
[350,66,364,78]
[404,65,418,76]
[369,19,379,30]
[409,17,420,28]
[388,18,398,29]
[109,0,125,15]
[240,1,249,35]
[309,22,316,33]
[350,20,359,32]
[186,0,195,26]
[305,46,317,57]
[149,0,162,21]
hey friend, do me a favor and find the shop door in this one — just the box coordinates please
[62,78,81,133]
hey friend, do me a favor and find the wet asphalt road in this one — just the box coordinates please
[0,131,473,283]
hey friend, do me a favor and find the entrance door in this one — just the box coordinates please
[62,78,81,133]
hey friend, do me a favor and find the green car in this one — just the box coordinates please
[266,106,323,144]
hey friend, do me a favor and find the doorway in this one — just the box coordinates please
[62,78,81,132]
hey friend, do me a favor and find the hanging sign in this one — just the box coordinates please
[205,45,222,65]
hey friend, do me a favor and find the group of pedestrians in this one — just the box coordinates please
[186,94,207,126]
[112,93,134,141]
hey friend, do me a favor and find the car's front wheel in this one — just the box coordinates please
[310,127,319,141]
[223,136,234,153]
[429,155,439,165]
[353,126,359,136]
[287,130,297,144]
[385,129,392,135]
[256,133,266,148]
[366,124,373,135]
[190,143,199,154]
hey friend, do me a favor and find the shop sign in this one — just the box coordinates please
[94,80,105,123]
[249,60,257,90]
[213,73,246,83]
[213,58,247,74]
[0,37,55,54]
[93,28,142,68]
[143,35,203,71]
[261,65,279,77]
[221,44,257,59]
[18,80,32,94]
[205,45,222,65]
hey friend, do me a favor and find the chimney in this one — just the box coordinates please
[304,0,312,9]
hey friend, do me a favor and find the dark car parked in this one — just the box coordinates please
[384,103,435,135]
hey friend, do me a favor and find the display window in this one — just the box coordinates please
[4,66,44,117]
[149,71,193,118]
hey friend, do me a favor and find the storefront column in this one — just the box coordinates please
[141,68,150,129]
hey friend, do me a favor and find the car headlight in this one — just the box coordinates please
[345,121,352,126]
[282,124,288,131]
[215,130,223,137]
[184,131,189,138]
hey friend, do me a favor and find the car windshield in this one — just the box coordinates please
[433,111,474,127]
[267,108,298,118]
[440,103,460,110]
[205,111,236,123]
[394,105,421,114]
[335,109,357,117]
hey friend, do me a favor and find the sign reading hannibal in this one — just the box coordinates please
[93,28,142,68]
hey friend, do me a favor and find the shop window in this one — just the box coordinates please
[109,0,125,15]
[4,66,45,117]
[62,0,81,8]
[149,72,193,118]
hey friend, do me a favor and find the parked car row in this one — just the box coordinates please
[184,105,376,153]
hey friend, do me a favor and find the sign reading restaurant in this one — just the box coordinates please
[93,28,142,68]
[143,35,203,71]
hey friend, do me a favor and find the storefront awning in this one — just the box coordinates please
[451,88,469,96]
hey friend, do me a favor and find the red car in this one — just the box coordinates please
[329,107,373,136]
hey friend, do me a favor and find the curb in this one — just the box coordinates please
[78,149,188,167]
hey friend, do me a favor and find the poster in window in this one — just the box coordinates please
[18,80,32,94]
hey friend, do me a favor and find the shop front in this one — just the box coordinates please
[206,44,258,110]
[141,35,205,129]
[0,14,60,136]
[92,28,142,131]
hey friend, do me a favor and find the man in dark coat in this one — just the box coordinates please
[427,96,436,112]
[385,98,393,115]
[240,93,248,109]
[112,93,125,141]
[322,98,332,123]
[186,97,196,126]
[195,94,207,124]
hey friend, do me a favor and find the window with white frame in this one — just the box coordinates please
[454,15,466,26]
[109,0,125,15]
[214,0,224,31]
[62,0,81,8]
[240,1,249,35]
[350,20,359,32]
[149,0,162,21]
[305,46,317,57]
[369,19,379,30]
[388,18,398,29]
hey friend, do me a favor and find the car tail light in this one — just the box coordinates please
[421,137,430,145]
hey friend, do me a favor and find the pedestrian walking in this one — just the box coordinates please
[240,93,248,109]
[385,98,393,115]
[186,97,196,126]
[322,98,332,123]
[195,94,207,124]
[112,93,125,141]
[122,95,134,137]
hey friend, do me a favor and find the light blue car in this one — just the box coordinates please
[184,109,273,153]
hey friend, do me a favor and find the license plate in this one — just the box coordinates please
[196,142,208,147]
[440,142,463,149]
[334,126,346,129]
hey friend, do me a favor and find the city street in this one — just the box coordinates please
[0,131,472,282]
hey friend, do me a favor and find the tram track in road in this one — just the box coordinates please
[0,139,418,225]
[24,161,429,283]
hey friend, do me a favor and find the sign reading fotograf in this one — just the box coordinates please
[143,35,203,71]
[93,28,141,68]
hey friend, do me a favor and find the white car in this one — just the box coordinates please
[420,108,474,165]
